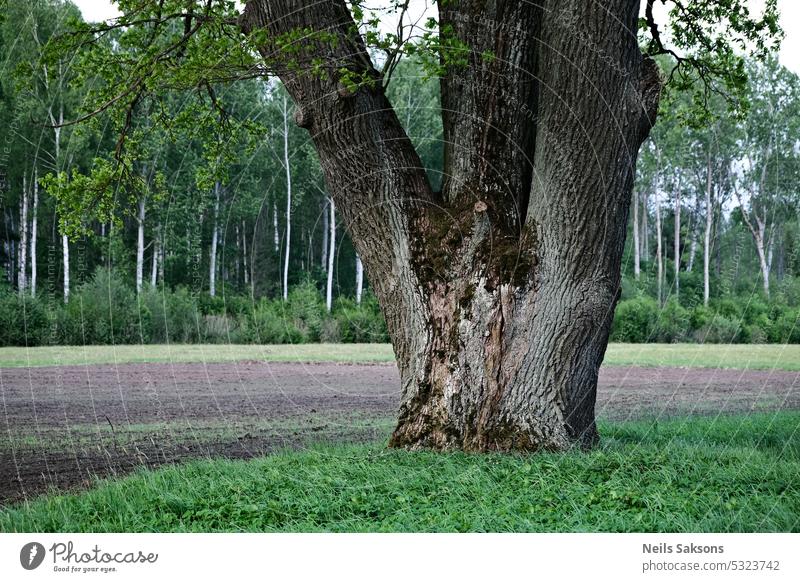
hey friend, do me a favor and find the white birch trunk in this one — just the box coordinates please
[282,95,292,302]
[150,225,159,287]
[703,154,712,306]
[273,201,279,254]
[325,197,335,312]
[18,174,28,293]
[355,253,363,305]
[62,234,69,303]
[321,197,328,272]
[136,197,146,294]
[159,230,165,284]
[674,181,680,297]
[641,190,649,259]
[632,189,640,280]
[655,193,663,306]
[242,220,249,286]
[210,181,220,297]
[235,223,241,284]
[755,219,770,297]
[30,168,38,297]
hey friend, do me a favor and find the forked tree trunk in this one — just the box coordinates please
[241,0,660,451]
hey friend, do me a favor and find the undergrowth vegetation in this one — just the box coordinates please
[2,413,798,532]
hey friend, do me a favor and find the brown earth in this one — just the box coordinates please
[1,361,798,504]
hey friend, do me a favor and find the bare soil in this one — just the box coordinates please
[1,361,798,504]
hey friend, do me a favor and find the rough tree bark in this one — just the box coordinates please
[241,0,660,451]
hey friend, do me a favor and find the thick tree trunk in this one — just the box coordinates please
[242,0,659,451]
[326,197,335,313]
[30,168,38,298]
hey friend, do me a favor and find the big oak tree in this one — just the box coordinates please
[46,0,780,452]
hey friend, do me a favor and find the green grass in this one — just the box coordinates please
[0,343,396,368]
[604,343,800,370]
[2,412,798,532]
[0,343,799,369]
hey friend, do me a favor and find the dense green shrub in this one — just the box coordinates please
[333,294,389,343]
[56,269,147,345]
[693,315,742,343]
[649,298,689,342]
[285,280,325,342]
[0,293,51,346]
[239,298,305,344]
[1,266,798,346]
[610,296,659,342]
